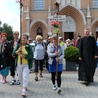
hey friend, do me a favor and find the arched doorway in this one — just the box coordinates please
[59,5,86,40]
[91,18,98,39]
[62,16,76,40]
[30,19,48,39]
[64,32,74,40]
[37,27,43,36]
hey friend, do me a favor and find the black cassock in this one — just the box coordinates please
[78,36,97,82]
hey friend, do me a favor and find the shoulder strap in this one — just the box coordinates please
[33,42,37,51]
[34,42,45,51]
[42,43,44,47]
[35,42,37,47]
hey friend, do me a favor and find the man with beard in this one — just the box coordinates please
[78,28,97,86]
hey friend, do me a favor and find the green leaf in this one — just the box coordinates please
[64,46,79,62]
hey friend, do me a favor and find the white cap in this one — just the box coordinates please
[59,36,62,39]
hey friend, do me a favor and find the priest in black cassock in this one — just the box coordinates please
[78,28,97,86]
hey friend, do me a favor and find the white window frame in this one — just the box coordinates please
[93,0,98,8]
[34,0,45,10]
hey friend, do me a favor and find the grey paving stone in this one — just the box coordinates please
[0,69,98,98]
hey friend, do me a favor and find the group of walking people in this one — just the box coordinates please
[0,27,98,97]
[0,31,33,97]
[0,31,64,97]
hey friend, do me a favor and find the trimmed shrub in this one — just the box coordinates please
[64,46,79,62]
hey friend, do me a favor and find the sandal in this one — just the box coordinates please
[40,74,43,78]
[35,77,38,81]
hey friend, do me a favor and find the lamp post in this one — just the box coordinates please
[16,0,23,36]
[16,0,23,64]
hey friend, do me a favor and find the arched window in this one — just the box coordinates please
[93,0,98,8]
[34,0,44,10]
[37,27,43,36]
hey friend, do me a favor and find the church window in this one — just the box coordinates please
[34,0,44,10]
[93,0,98,8]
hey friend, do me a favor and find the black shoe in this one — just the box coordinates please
[58,89,62,94]
[35,77,38,81]
[85,81,89,86]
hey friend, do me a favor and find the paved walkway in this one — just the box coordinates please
[0,69,98,98]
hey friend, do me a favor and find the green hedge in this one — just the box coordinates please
[64,46,79,62]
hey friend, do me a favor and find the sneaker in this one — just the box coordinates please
[2,80,7,84]
[0,79,3,83]
[57,88,62,94]
[21,89,26,97]
[10,80,16,85]
[53,85,57,90]
[16,80,20,85]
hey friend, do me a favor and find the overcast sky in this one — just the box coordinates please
[0,0,20,32]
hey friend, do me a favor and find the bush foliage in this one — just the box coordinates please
[64,46,79,62]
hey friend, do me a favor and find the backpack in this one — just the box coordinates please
[34,42,44,50]
[34,42,49,60]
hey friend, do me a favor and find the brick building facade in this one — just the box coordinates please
[21,0,98,40]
